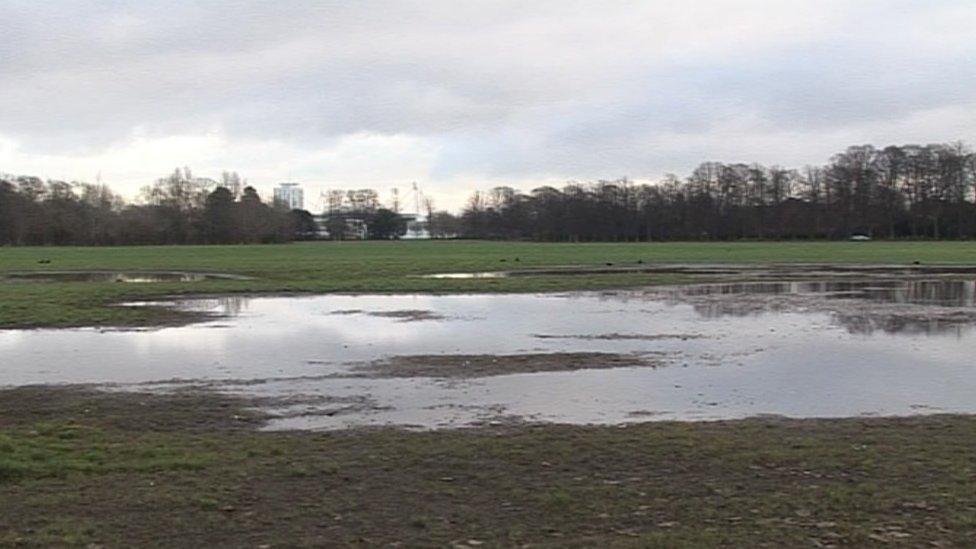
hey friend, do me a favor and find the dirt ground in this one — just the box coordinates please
[351,352,664,378]
[532,333,706,341]
[329,309,448,322]
[2,386,976,547]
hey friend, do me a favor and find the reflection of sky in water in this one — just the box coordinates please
[3,286,976,429]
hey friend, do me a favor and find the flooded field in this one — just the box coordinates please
[3,273,976,430]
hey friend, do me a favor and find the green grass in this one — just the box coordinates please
[0,424,210,483]
[1,240,975,327]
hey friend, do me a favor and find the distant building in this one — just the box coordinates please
[312,214,368,239]
[273,183,304,210]
[401,213,431,239]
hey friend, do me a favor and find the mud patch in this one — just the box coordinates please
[329,309,447,322]
[533,333,706,341]
[351,352,662,378]
[254,394,393,419]
[0,385,264,431]
[3,384,976,548]
[627,410,671,418]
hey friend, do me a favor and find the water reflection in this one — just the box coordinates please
[671,279,976,335]
[169,296,251,317]
[4,288,976,429]
[681,280,976,306]
[421,272,508,279]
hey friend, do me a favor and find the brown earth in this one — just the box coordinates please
[351,352,664,378]
[329,309,448,322]
[2,386,976,547]
[532,333,706,341]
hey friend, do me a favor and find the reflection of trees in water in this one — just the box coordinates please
[216,297,249,316]
[684,280,976,307]
[691,301,973,336]
[684,279,976,335]
[831,314,969,336]
[818,280,976,307]
[683,282,797,297]
[178,296,250,317]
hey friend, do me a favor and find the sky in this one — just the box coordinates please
[2,0,975,212]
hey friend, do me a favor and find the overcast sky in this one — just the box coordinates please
[2,1,975,211]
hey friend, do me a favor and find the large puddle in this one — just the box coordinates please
[3,277,976,429]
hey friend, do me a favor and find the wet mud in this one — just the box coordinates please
[3,385,976,547]
[532,332,706,341]
[351,352,663,378]
[329,309,447,322]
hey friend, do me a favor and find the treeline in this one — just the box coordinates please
[319,188,408,240]
[0,168,315,245]
[4,142,976,245]
[460,143,976,240]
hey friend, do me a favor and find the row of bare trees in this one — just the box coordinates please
[3,142,975,245]
[0,168,307,245]
[459,143,976,240]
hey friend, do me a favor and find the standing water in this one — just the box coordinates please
[2,278,976,429]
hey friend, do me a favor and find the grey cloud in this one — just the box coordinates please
[1,0,975,195]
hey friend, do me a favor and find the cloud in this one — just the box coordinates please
[1,0,974,210]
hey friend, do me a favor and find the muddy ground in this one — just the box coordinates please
[329,309,449,322]
[2,386,975,547]
[351,352,664,378]
[532,333,706,341]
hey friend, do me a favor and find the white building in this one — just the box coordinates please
[273,183,304,210]
[401,213,431,239]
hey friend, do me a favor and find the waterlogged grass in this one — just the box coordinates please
[3,243,976,545]
[1,388,975,546]
[2,240,976,328]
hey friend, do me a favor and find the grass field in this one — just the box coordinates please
[2,387,975,547]
[2,240,976,328]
